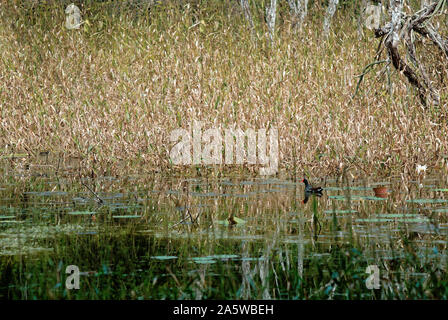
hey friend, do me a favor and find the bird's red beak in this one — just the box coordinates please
[301,179,304,182]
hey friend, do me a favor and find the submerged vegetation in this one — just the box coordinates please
[1,165,448,299]
[0,0,447,177]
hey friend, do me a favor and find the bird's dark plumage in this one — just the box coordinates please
[302,178,323,204]
[302,178,323,194]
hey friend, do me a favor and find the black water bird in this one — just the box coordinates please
[302,179,323,194]
[302,178,323,204]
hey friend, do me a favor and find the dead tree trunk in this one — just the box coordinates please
[357,0,369,39]
[240,0,254,30]
[373,0,447,106]
[323,0,339,38]
[288,0,309,31]
[266,0,277,44]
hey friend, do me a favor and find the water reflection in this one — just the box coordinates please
[1,160,448,299]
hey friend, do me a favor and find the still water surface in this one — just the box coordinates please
[1,162,447,299]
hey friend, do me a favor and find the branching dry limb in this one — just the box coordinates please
[361,0,448,106]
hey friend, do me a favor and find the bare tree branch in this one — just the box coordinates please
[371,0,447,106]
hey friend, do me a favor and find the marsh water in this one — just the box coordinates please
[1,159,448,299]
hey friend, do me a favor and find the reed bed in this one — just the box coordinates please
[0,0,447,178]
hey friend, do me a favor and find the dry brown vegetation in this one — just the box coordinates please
[1,1,447,178]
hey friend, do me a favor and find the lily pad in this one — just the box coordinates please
[68,211,96,215]
[406,199,448,204]
[376,213,421,218]
[328,195,353,201]
[360,196,388,201]
[239,257,266,261]
[190,257,217,264]
[324,210,357,214]
[370,182,392,186]
[151,256,178,260]
[207,254,239,260]
[357,218,428,223]
[112,215,142,219]
[329,195,387,201]
[24,191,68,196]
[325,187,371,191]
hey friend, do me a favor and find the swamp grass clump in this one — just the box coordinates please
[0,1,447,177]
